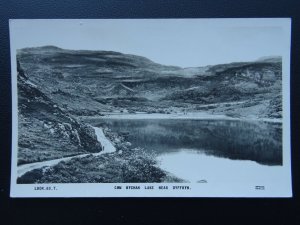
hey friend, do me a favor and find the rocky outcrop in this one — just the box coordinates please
[17,60,102,165]
[266,94,282,118]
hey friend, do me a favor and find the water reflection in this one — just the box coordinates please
[157,149,282,183]
[98,119,282,166]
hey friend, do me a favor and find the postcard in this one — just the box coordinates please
[10,18,292,197]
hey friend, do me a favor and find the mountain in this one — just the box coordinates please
[256,56,282,63]
[165,59,282,102]
[17,46,282,118]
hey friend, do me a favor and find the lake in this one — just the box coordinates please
[97,118,282,183]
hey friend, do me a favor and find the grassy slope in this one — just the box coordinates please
[18,129,183,184]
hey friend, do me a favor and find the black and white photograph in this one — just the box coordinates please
[9,19,292,197]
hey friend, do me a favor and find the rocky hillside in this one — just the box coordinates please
[17,46,282,119]
[17,60,102,165]
[165,60,281,102]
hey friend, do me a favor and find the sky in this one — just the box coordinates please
[10,19,290,67]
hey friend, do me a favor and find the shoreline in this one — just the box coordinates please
[79,112,282,123]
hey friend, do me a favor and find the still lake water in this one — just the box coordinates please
[98,119,282,183]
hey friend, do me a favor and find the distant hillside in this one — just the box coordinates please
[17,46,282,118]
[165,59,282,102]
[256,56,282,63]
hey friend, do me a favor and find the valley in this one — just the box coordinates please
[16,46,283,183]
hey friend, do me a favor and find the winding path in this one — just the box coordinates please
[17,127,116,177]
[93,127,116,153]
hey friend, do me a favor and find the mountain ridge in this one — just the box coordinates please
[17,46,282,118]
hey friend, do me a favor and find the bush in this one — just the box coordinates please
[17,169,44,184]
